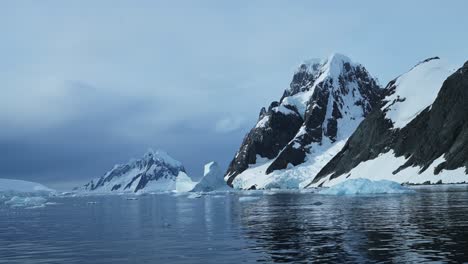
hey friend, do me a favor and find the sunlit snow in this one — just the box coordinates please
[382,58,454,129]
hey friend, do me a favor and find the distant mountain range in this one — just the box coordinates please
[79,54,468,193]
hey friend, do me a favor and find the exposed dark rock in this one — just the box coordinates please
[225,103,303,186]
[266,62,381,174]
[248,185,257,190]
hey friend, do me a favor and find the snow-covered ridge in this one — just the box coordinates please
[80,149,195,193]
[382,57,454,128]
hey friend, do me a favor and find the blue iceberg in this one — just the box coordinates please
[319,178,414,195]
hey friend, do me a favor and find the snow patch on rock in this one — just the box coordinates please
[314,152,468,187]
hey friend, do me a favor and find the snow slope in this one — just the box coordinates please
[316,152,468,187]
[382,57,454,128]
[232,138,347,189]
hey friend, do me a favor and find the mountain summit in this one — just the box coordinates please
[80,149,195,193]
[225,53,382,189]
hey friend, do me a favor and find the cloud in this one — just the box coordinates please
[214,116,246,133]
[1,0,468,188]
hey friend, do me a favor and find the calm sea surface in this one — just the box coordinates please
[1,185,468,263]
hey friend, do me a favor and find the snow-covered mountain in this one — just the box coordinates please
[225,53,382,189]
[80,149,196,193]
[191,162,229,192]
[309,57,468,186]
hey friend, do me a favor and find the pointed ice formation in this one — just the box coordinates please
[191,162,229,192]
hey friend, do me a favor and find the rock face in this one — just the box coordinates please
[81,149,195,193]
[225,53,382,189]
[191,162,229,192]
[308,58,468,186]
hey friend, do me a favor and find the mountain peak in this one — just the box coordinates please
[142,149,182,168]
[81,148,189,193]
[411,56,441,71]
[297,53,353,74]
[226,53,381,188]
[327,52,352,64]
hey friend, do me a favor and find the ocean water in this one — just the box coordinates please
[1,185,468,263]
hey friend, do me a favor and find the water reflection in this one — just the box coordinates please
[0,186,467,263]
[236,186,468,263]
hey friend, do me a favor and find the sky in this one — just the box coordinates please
[1,0,467,190]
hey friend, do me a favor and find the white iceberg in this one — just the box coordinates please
[175,172,197,193]
[187,193,203,199]
[4,196,48,208]
[319,178,414,195]
[238,196,261,203]
[191,162,230,192]
[0,178,55,209]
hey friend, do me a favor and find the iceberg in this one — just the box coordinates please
[175,172,197,193]
[238,196,261,203]
[4,196,48,208]
[191,162,230,192]
[0,178,55,209]
[319,178,414,195]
